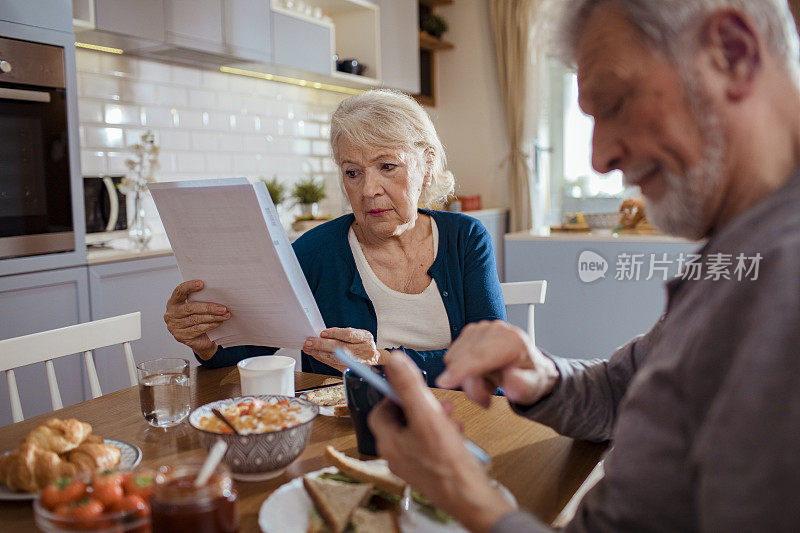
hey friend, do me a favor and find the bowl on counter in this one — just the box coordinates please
[189,396,318,481]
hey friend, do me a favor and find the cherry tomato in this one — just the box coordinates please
[92,470,123,487]
[109,494,150,519]
[41,477,87,511]
[91,480,123,508]
[57,497,106,530]
[121,471,155,500]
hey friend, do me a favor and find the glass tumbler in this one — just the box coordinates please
[137,358,191,427]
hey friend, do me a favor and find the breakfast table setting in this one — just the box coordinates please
[0,361,606,532]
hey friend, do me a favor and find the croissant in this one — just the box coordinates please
[0,442,76,492]
[67,442,121,474]
[25,418,92,454]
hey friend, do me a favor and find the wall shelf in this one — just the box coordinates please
[419,31,454,51]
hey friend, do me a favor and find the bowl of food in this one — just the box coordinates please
[189,396,318,481]
[33,469,154,532]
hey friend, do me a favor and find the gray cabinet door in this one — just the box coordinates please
[88,255,192,395]
[164,0,224,54]
[272,12,332,75]
[375,0,420,93]
[1,0,73,33]
[94,0,166,42]
[0,267,90,426]
[224,0,271,62]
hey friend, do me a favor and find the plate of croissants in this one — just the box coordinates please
[0,418,141,500]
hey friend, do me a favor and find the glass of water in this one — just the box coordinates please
[137,358,191,428]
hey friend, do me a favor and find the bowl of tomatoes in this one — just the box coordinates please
[33,469,154,532]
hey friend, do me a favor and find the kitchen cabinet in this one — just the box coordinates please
[1,0,73,33]
[88,255,192,395]
[73,0,166,48]
[0,267,91,426]
[271,12,333,76]
[224,0,272,63]
[164,0,223,55]
[375,0,420,93]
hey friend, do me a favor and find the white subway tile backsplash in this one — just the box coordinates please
[191,131,220,152]
[85,126,124,148]
[137,60,171,83]
[104,104,141,125]
[177,153,206,173]
[205,153,232,173]
[77,49,350,218]
[81,150,106,175]
[120,80,157,104]
[156,86,189,106]
[311,141,329,156]
[78,101,104,123]
[158,130,191,151]
[107,152,132,173]
[141,107,174,128]
[81,76,122,100]
[170,65,203,87]
[292,139,312,156]
[189,89,216,109]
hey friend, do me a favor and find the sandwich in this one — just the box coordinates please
[303,476,373,533]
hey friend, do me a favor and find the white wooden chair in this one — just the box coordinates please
[500,280,547,345]
[0,312,141,423]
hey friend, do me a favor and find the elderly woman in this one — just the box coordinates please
[163,89,505,384]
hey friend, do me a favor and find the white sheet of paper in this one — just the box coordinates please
[149,178,326,349]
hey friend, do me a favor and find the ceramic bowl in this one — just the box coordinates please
[189,395,318,481]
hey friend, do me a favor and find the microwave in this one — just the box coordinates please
[83,175,127,245]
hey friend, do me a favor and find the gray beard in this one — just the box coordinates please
[643,74,726,240]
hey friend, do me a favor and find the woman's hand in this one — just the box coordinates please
[436,320,559,407]
[369,353,516,533]
[303,327,389,371]
[164,280,231,359]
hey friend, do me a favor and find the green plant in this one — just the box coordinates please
[260,176,287,205]
[421,13,448,39]
[292,177,327,204]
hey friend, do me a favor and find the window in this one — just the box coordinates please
[533,59,628,230]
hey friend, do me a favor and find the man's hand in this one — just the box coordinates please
[163,280,230,359]
[436,320,559,407]
[303,327,388,371]
[368,353,516,533]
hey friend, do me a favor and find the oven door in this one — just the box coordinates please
[0,36,74,259]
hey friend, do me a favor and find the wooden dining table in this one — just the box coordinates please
[1,366,606,532]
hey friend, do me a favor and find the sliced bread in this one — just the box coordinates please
[351,508,400,533]
[306,384,346,407]
[303,476,373,533]
[325,446,406,496]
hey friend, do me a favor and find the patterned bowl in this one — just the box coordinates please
[189,395,318,481]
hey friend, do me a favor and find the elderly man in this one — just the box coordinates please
[368,0,800,531]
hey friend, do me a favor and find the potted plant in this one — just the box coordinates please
[292,177,326,218]
[121,131,159,249]
[260,176,287,207]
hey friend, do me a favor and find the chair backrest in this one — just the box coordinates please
[0,312,142,423]
[500,281,547,345]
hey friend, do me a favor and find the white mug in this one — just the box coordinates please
[237,356,296,396]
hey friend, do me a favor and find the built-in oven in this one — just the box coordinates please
[0,36,74,259]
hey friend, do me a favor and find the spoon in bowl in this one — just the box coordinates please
[212,408,241,435]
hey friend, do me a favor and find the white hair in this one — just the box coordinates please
[330,89,455,208]
[552,0,800,88]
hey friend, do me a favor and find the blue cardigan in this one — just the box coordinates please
[196,209,506,385]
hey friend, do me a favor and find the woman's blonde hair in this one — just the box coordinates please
[330,89,455,208]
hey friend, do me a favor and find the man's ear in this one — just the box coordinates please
[703,10,761,100]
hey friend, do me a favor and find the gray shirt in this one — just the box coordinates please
[492,170,800,532]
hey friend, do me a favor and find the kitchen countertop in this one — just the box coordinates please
[86,209,509,265]
[506,228,697,243]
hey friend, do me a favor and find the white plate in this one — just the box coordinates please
[258,463,516,533]
[0,438,142,501]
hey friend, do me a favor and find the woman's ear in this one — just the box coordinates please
[423,148,436,186]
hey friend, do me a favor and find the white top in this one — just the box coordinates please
[348,220,451,351]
